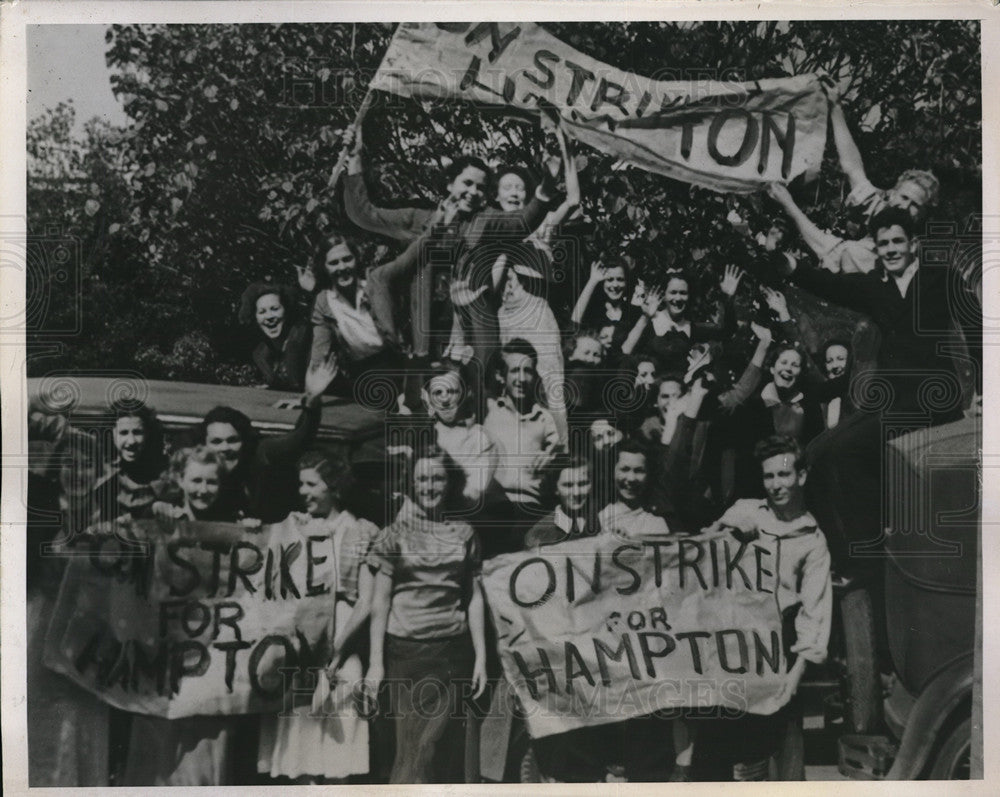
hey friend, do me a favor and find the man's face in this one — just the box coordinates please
[423,373,464,425]
[875,224,916,276]
[502,352,536,403]
[556,465,591,516]
[825,344,849,379]
[324,243,357,291]
[887,179,930,222]
[761,452,806,511]
[446,165,488,215]
[614,451,648,504]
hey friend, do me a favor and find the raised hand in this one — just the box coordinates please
[817,72,842,105]
[588,261,606,285]
[294,263,316,293]
[767,181,793,207]
[641,287,664,318]
[762,287,791,321]
[720,264,744,298]
[304,352,339,402]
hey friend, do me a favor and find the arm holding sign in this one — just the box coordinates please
[767,182,842,263]
[822,78,871,195]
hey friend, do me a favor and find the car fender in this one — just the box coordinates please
[886,652,973,780]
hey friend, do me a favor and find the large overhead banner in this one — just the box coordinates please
[371,22,829,192]
[481,531,791,738]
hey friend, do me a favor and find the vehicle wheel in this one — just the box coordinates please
[839,587,882,732]
[520,747,542,783]
[927,717,971,780]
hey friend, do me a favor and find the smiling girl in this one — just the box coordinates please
[365,443,487,783]
[239,282,310,392]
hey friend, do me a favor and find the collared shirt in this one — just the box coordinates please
[482,396,559,503]
[713,499,831,664]
[554,506,589,535]
[434,419,497,502]
[367,497,480,640]
[311,282,383,362]
[598,502,670,539]
[760,381,804,408]
[524,507,595,548]
[883,259,919,299]
[650,311,692,338]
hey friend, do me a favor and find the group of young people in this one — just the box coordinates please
[28,78,980,786]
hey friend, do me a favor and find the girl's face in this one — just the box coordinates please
[497,172,527,212]
[181,461,221,513]
[665,278,689,320]
[590,419,623,451]
[602,267,627,302]
[571,336,603,365]
[598,325,615,349]
[635,360,657,388]
[205,422,243,470]
[324,243,357,291]
[114,416,146,463]
[657,380,684,417]
[299,467,335,518]
[413,457,449,512]
[771,349,803,389]
[614,451,648,505]
[825,344,849,379]
[255,293,285,340]
[446,165,488,214]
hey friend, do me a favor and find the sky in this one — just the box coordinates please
[27,25,129,130]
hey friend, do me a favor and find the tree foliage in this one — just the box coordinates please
[26,20,981,381]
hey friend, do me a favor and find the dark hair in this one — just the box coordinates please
[238,282,299,327]
[539,451,592,508]
[869,206,916,240]
[753,434,806,472]
[493,338,544,404]
[407,441,467,511]
[195,406,258,468]
[312,232,360,291]
[595,257,637,306]
[297,449,353,514]
[444,155,492,188]
[655,372,687,393]
[820,338,853,373]
[766,341,805,373]
[111,404,167,480]
[495,164,536,199]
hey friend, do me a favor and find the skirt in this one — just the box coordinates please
[257,598,369,779]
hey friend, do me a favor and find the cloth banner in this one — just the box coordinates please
[371,22,828,192]
[481,530,790,738]
[43,518,336,718]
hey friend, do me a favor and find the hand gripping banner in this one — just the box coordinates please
[481,530,791,738]
[370,22,828,192]
[43,518,337,718]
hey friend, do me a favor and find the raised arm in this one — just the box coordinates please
[621,287,661,355]
[716,322,771,412]
[822,79,869,192]
[570,262,605,325]
[532,125,581,242]
[342,125,430,242]
[256,354,337,466]
[767,182,843,261]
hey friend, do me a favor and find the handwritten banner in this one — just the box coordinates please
[371,22,828,192]
[43,518,336,718]
[482,531,789,738]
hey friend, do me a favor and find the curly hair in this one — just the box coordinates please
[111,404,167,481]
[297,449,353,514]
[753,434,806,472]
[894,169,940,209]
[169,445,225,488]
[406,441,467,511]
[238,282,299,327]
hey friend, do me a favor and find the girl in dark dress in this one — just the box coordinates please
[239,282,310,392]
